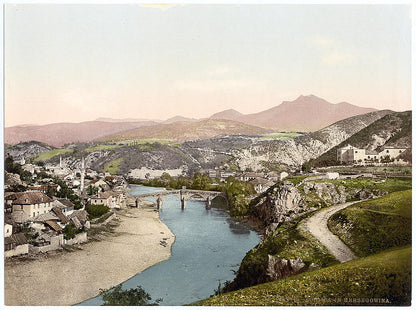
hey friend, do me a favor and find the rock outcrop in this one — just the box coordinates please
[266,255,306,281]
[251,181,354,236]
[251,182,306,229]
[303,182,347,205]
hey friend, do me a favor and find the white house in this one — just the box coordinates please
[337,145,408,164]
[6,192,54,219]
[4,223,13,238]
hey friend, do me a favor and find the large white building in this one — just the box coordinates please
[337,145,407,164]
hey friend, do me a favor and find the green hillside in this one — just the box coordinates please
[224,213,338,291]
[194,246,411,306]
[328,190,411,257]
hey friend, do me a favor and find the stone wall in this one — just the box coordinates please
[64,232,88,246]
[5,244,29,258]
[29,235,64,253]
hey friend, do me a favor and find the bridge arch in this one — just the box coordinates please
[211,195,228,207]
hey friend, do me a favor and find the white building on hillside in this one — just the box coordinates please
[337,145,407,164]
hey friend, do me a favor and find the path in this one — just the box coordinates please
[303,202,357,263]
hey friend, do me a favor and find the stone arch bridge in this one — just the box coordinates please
[133,189,227,210]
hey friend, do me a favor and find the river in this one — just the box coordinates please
[80,185,260,306]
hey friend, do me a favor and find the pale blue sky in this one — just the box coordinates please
[5,4,411,126]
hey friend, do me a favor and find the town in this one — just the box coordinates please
[4,141,410,259]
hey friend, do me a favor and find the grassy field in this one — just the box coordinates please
[121,138,176,145]
[319,165,412,175]
[285,175,309,185]
[226,213,338,291]
[85,144,122,152]
[328,190,411,257]
[104,158,124,175]
[194,246,411,306]
[317,177,411,195]
[259,132,302,140]
[33,149,73,162]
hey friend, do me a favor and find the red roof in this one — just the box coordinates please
[6,192,53,205]
[57,198,74,208]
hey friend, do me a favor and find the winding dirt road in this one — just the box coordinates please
[303,202,357,263]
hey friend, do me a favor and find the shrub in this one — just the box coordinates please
[100,284,161,306]
[63,224,79,240]
[86,204,109,219]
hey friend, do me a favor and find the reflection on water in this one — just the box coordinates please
[81,185,260,306]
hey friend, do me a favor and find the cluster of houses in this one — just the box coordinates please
[4,191,89,258]
[337,145,408,164]
[4,156,130,258]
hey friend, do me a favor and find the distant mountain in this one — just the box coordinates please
[21,110,392,175]
[209,109,243,121]
[5,121,157,147]
[162,115,200,124]
[95,117,161,123]
[99,119,271,142]
[312,111,411,166]
[236,95,377,132]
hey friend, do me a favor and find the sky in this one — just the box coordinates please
[4,4,412,127]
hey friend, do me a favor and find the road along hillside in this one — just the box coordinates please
[302,202,357,263]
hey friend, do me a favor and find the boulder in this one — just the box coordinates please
[266,255,305,281]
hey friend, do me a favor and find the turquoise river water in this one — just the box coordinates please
[80,184,260,306]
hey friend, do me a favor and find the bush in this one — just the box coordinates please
[100,284,161,306]
[63,224,79,240]
[86,204,109,219]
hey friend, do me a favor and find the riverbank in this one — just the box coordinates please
[4,207,175,306]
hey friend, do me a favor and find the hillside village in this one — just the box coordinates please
[4,155,129,258]
[4,149,293,259]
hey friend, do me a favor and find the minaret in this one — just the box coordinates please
[59,156,62,168]
[80,156,85,193]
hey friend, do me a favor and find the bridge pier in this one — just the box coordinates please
[181,197,187,210]
[205,197,212,210]
[156,196,163,210]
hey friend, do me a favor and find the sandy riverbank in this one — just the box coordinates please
[4,207,175,306]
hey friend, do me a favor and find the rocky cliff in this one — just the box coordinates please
[5,141,54,162]
[249,180,354,234]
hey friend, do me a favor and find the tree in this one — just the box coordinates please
[191,173,211,190]
[301,161,312,173]
[63,224,78,240]
[100,285,161,306]
[87,185,98,196]
[5,155,15,173]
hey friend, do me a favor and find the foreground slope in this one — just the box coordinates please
[328,190,411,257]
[194,246,411,306]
